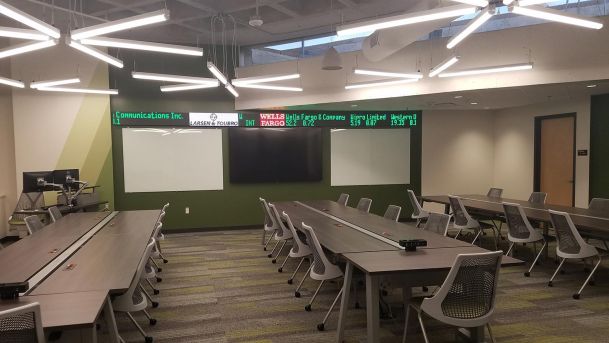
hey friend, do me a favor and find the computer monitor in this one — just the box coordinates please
[52,169,80,187]
[22,171,54,192]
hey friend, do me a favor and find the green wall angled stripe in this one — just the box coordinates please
[590,94,609,200]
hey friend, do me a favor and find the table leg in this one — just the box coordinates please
[401,286,412,343]
[457,326,485,342]
[103,296,120,343]
[366,273,380,343]
[336,262,353,343]
[444,204,450,215]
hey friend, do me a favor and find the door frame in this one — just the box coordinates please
[534,112,577,206]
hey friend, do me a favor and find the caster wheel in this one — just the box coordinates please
[264,247,267,251]
[163,259,168,264]
[157,268,162,273]
[317,323,325,331]
[153,289,160,295]
[149,318,157,326]
[278,268,283,273]
[524,272,530,277]
[589,280,596,286]
[295,292,301,298]
[422,286,428,292]
[354,302,361,309]
[573,294,580,300]
[287,279,293,285]
[156,277,163,282]
[272,259,277,264]
[145,336,153,343]
[267,254,272,258]
[152,301,159,308]
[305,304,311,312]
[548,281,553,287]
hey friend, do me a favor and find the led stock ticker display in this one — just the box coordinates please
[112,110,418,128]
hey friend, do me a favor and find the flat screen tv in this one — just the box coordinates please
[229,128,323,183]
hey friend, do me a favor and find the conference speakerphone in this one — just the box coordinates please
[399,239,428,251]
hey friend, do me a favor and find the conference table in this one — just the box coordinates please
[273,200,522,343]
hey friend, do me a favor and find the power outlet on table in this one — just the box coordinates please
[185,207,190,214]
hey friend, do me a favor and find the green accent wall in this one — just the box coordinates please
[590,94,609,200]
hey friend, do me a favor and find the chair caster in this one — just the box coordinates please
[156,277,163,282]
[267,254,272,258]
[152,301,159,308]
[295,292,301,298]
[157,268,162,273]
[278,268,282,273]
[272,259,277,264]
[317,323,325,331]
[573,293,580,300]
[548,281,553,287]
[163,259,168,264]
[354,302,360,309]
[145,336,153,343]
[153,289,160,295]
[305,304,311,312]
[264,247,267,251]
[149,318,157,326]
[524,272,530,277]
[589,280,596,286]
[422,286,428,292]
[287,279,293,285]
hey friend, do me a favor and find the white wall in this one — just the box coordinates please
[0,90,15,238]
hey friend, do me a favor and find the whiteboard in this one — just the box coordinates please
[331,129,410,186]
[122,128,223,193]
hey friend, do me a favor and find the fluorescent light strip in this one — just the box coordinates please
[503,0,515,4]
[225,83,239,97]
[451,0,489,7]
[30,77,80,89]
[80,37,203,56]
[337,5,477,36]
[160,83,218,92]
[0,1,60,38]
[345,78,418,90]
[511,5,603,29]
[353,68,423,79]
[438,63,533,77]
[207,61,228,85]
[71,9,169,40]
[37,87,118,95]
[0,76,24,88]
[517,0,555,6]
[68,39,124,68]
[132,71,218,85]
[231,73,300,85]
[233,83,303,92]
[0,26,50,40]
[447,9,494,49]
[429,55,460,77]
[0,39,57,59]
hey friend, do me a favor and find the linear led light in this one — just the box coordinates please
[80,37,203,56]
[511,5,603,29]
[0,75,24,88]
[231,73,300,85]
[225,83,239,97]
[429,55,460,77]
[517,0,554,5]
[0,1,60,38]
[30,77,80,89]
[36,87,118,95]
[68,39,124,68]
[233,83,303,92]
[71,9,169,40]
[0,26,50,40]
[451,0,489,7]
[132,72,218,85]
[160,83,219,92]
[336,4,477,36]
[207,61,228,85]
[438,63,533,77]
[503,0,515,4]
[447,8,494,49]
[0,39,57,59]
[353,68,423,79]
[345,78,418,90]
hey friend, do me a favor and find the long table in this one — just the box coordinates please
[273,200,522,343]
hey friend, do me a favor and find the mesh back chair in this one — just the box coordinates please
[548,210,601,299]
[152,203,170,264]
[407,189,429,227]
[502,203,546,277]
[267,204,294,264]
[403,251,503,343]
[24,215,45,235]
[383,205,402,222]
[300,222,344,331]
[8,192,45,237]
[260,197,281,251]
[47,206,62,223]
[528,192,547,204]
[449,196,497,248]
[356,198,372,213]
[0,302,45,343]
[337,193,349,206]
[282,211,313,286]
[113,239,157,342]
[143,222,165,307]
[588,198,609,212]
[424,212,451,236]
[487,188,503,198]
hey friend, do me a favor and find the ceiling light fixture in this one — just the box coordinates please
[336,4,477,36]
[233,83,303,92]
[225,83,239,97]
[80,37,204,56]
[353,68,423,79]
[67,39,124,68]
[429,55,460,77]
[71,9,169,40]
[587,84,597,88]
[451,0,489,7]
[0,75,24,88]
[0,1,60,38]
[0,26,50,40]
[447,8,495,49]
[470,102,478,105]
[36,87,118,95]
[511,5,603,29]
[345,78,418,90]
[160,83,219,92]
[207,61,228,85]
[0,39,57,59]
[30,77,80,89]
[231,73,300,85]
[454,95,463,98]
[516,0,555,6]
[132,71,219,85]
[438,63,533,77]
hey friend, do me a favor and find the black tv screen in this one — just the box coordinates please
[229,128,322,183]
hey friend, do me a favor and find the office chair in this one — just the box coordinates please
[48,206,63,223]
[337,193,349,206]
[449,196,497,249]
[589,198,609,212]
[403,251,503,343]
[150,210,168,271]
[141,222,165,309]
[113,239,157,343]
[24,215,45,235]
[8,192,44,237]
[0,302,45,343]
[487,188,503,198]
[281,211,312,285]
[407,190,429,227]
[528,192,547,204]
[259,197,281,252]
[424,212,451,236]
[383,205,402,222]
[503,203,546,277]
[548,210,601,299]
[267,204,293,264]
[356,198,372,213]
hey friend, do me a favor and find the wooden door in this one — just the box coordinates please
[539,116,575,206]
